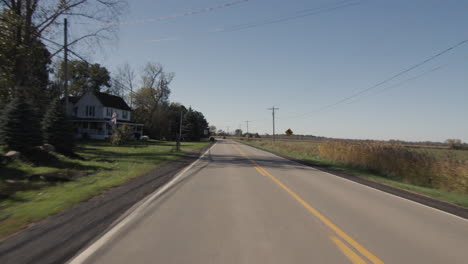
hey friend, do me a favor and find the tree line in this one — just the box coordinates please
[115,61,209,141]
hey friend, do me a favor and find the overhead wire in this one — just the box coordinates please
[40,36,134,94]
[278,38,468,121]
[344,55,468,106]
[216,0,362,34]
[146,0,362,43]
[76,0,250,26]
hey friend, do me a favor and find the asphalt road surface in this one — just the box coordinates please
[69,140,468,264]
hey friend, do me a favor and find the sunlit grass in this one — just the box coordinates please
[0,140,209,239]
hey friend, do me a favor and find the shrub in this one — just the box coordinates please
[110,125,133,145]
[41,99,75,154]
[0,95,42,153]
[445,139,463,150]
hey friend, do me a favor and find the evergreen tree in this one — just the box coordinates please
[182,108,209,141]
[0,95,42,153]
[41,99,75,154]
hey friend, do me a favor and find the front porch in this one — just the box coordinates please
[72,119,144,140]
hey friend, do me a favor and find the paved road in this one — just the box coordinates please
[70,140,468,264]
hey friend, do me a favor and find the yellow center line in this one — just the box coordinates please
[254,166,267,176]
[232,144,384,264]
[331,236,368,264]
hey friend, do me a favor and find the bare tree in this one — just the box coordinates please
[132,62,174,137]
[0,0,125,45]
[0,0,126,90]
[141,62,163,90]
[113,62,135,106]
[140,62,174,106]
[446,139,463,150]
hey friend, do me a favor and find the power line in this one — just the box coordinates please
[146,0,361,43]
[280,38,468,121]
[41,35,136,98]
[218,0,361,34]
[344,56,467,106]
[81,0,250,26]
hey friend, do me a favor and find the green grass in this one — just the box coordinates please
[0,140,209,239]
[239,139,468,208]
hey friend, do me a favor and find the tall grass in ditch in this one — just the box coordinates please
[319,141,468,194]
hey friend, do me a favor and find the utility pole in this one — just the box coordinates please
[267,106,279,142]
[245,121,250,135]
[227,126,230,136]
[176,110,183,151]
[63,18,69,111]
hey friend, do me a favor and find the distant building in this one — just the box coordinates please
[65,91,143,140]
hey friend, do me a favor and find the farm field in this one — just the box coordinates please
[238,139,468,207]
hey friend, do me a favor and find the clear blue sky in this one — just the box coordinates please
[86,0,468,142]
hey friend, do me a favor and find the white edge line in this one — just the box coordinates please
[235,141,468,223]
[67,143,216,264]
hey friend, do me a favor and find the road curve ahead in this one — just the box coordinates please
[70,140,468,264]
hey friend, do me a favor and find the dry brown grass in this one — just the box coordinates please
[319,141,468,194]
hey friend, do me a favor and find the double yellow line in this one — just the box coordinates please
[232,144,383,264]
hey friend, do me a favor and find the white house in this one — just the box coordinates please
[65,91,144,140]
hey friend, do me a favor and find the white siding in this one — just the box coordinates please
[70,92,132,121]
[75,93,104,119]
[120,109,131,121]
[66,101,74,116]
[104,107,114,118]
[103,107,131,121]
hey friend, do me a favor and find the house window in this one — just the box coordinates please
[86,106,95,117]
[73,107,78,116]
[106,108,112,117]
[122,111,128,119]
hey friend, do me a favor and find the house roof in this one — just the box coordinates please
[94,92,131,111]
[61,96,80,104]
[68,96,80,104]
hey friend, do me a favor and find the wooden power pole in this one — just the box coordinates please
[64,18,69,111]
[267,107,279,142]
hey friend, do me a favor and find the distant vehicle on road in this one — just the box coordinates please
[140,135,149,141]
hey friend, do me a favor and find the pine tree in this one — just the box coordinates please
[41,99,75,154]
[0,95,42,153]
